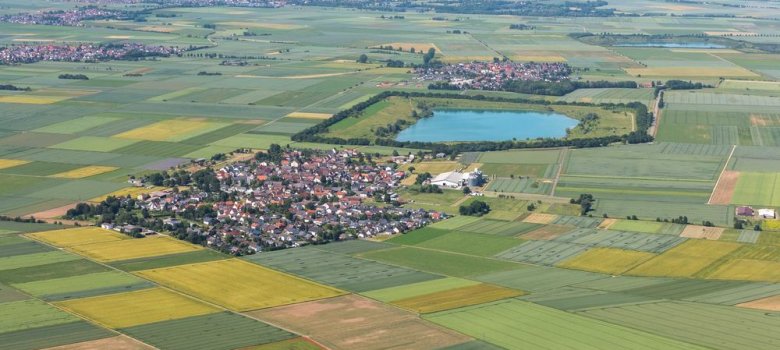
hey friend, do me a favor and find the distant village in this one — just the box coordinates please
[87,148,445,255]
[415,61,572,90]
[0,43,184,65]
[0,8,130,26]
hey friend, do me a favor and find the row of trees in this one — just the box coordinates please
[58,73,88,80]
[501,80,637,96]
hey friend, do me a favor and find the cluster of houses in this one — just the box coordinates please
[0,43,184,65]
[0,8,128,26]
[117,149,444,254]
[736,206,776,219]
[415,61,571,90]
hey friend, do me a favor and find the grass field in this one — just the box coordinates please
[0,299,79,333]
[67,236,202,262]
[12,270,151,301]
[56,287,220,328]
[731,172,780,206]
[249,295,470,350]
[412,231,525,257]
[136,259,344,311]
[426,299,702,349]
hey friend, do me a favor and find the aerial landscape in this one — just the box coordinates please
[2,0,780,349]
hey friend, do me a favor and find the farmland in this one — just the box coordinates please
[0,1,780,349]
[136,259,344,311]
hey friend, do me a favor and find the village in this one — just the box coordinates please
[91,148,445,255]
[415,61,572,90]
[0,43,185,65]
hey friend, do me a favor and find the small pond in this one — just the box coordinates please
[395,109,579,142]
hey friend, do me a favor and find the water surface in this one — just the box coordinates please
[615,42,726,48]
[395,109,579,142]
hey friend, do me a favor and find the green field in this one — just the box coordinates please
[578,301,780,350]
[244,246,442,292]
[360,247,521,278]
[120,312,295,350]
[426,300,703,349]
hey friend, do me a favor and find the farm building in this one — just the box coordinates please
[430,170,484,188]
[736,206,755,217]
[758,209,777,219]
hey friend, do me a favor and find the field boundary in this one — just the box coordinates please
[708,145,737,205]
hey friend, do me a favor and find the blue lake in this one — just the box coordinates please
[615,42,727,48]
[395,109,579,142]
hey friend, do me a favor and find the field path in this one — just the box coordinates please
[549,148,569,197]
[708,145,737,205]
[650,90,664,137]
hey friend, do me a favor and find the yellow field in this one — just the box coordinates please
[400,161,460,174]
[28,227,127,247]
[392,284,523,314]
[628,240,742,277]
[285,112,332,120]
[523,213,559,224]
[0,95,66,104]
[0,159,29,169]
[558,248,656,275]
[513,55,567,62]
[624,67,759,78]
[707,259,780,282]
[763,220,780,231]
[56,288,219,328]
[49,166,118,179]
[88,186,167,202]
[114,119,220,141]
[136,259,344,311]
[68,236,202,262]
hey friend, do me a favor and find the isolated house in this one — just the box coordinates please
[736,206,754,216]
[758,209,776,219]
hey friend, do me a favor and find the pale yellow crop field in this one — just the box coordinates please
[523,213,559,224]
[628,240,742,277]
[50,166,118,179]
[136,259,345,311]
[56,288,220,328]
[68,236,202,262]
[113,119,223,141]
[707,259,780,282]
[28,227,127,247]
[0,159,29,169]
[0,95,67,104]
[558,248,656,275]
[285,112,332,120]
